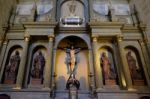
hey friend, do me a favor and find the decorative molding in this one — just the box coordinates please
[24,32,30,42]
[89,21,124,28]
[117,35,123,42]
[93,37,98,42]
[23,21,58,28]
[121,24,141,33]
[3,38,8,45]
[48,35,54,42]
[138,39,145,45]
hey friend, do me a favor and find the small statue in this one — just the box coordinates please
[4,51,20,82]
[126,51,143,80]
[64,45,80,74]
[31,51,45,79]
[66,73,80,90]
[100,52,116,80]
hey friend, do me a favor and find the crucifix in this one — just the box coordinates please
[64,45,80,74]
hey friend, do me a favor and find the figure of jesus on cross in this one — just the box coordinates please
[65,45,80,74]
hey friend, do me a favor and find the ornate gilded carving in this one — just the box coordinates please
[24,33,30,42]
[117,35,123,42]
[48,35,54,42]
[93,37,98,42]
[3,38,8,45]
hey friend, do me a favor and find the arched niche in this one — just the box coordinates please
[28,46,47,87]
[55,36,89,91]
[56,0,89,23]
[0,94,10,99]
[2,46,22,84]
[125,46,147,86]
[54,34,91,49]
[99,46,118,85]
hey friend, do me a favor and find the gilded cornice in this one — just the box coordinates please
[89,21,124,29]
[121,24,141,33]
[48,35,55,42]
[23,21,58,28]
[58,26,88,33]
[8,25,25,33]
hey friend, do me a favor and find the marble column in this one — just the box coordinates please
[88,49,96,98]
[51,0,56,21]
[0,36,2,50]
[138,40,150,86]
[9,6,17,26]
[88,49,96,88]
[51,49,57,98]
[0,39,8,66]
[92,37,103,89]
[144,38,150,57]
[141,30,150,56]
[43,36,54,89]
[0,34,5,54]
[15,35,30,89]
[51,49,57,89]
[0,39,8,82]
[146,40,150,61]
[117,35,133,90]
[89,0,94,20]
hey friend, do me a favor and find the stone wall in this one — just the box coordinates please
[130,0,150,41]
[0,0,16,36]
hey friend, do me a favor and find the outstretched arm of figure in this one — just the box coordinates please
[57,47,70,53]
[75,48,81,54]
[74,47,89,53]
[65,48,70,53]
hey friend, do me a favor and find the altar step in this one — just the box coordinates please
[54,91,92,99]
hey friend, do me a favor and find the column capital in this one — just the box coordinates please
[92,37,98,42]
[139,39,144,45]
[143,38,150,44]
[117,35,123,42]
[48,35,54,42]
[3,38,8,45]
[0,35,5,43]
[24,36,30,42]
[24,34,30,42]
